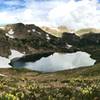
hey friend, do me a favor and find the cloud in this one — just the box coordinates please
[0,0,67,25]
[48,0,100,30]
[0,12,17,25]
[0,0,100,31]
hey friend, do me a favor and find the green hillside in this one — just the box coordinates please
[0,63,99,100]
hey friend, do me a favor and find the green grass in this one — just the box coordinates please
[0,63,100,99]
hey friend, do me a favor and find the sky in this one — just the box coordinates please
[0,0,100,30]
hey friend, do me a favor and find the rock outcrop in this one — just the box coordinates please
[0,23,100,62]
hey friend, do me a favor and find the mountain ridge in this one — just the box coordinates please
[0,23,99,63]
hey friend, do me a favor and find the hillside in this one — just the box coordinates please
[76,28,100,36]
[0,63,100,99]
[0,23,100,99]
[41,26,71,37]
[0,23,80,56]
[41,26,100,37]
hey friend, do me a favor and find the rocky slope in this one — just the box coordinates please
[0,23,100,62]
[0,23,78,57]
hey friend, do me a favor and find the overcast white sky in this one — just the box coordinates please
[0,0,100,31]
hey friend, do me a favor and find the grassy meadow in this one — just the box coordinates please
[0,63,99,100]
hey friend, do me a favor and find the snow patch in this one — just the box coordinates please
[9,49,24,60]
[66,44,72,49]
[32,29,36,32]
[5,29,15,39]
[0,49,24,68]
[5,33,14,39]
[0,56,11,68]
[8,29,14,35]
[46,34,50,40]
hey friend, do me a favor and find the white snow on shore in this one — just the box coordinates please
[0,56,11,68]
[0,50,24,68]
[9,49,24,60]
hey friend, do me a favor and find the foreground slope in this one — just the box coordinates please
[0,63,100,100]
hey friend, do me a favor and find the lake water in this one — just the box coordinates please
[0,50,96,72]
[9,51,96,72]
